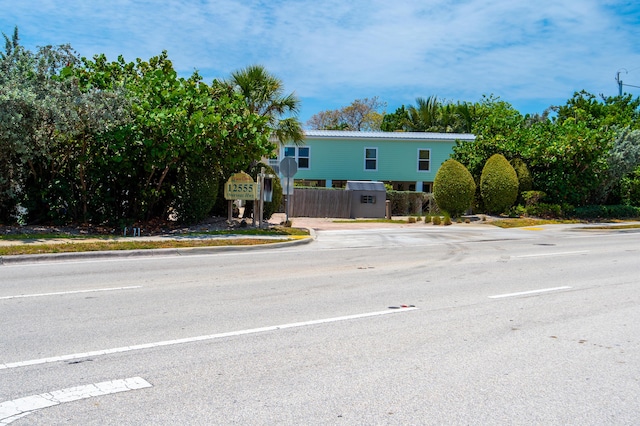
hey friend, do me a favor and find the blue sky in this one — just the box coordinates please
[3,1,640,126]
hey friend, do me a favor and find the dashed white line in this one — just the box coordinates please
[0,307,418,371]
[489,286,572,299]
[0,286,142,300]
[0,377,152,425]
[514,250,588,258]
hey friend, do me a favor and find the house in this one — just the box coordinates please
[271,130,476,192]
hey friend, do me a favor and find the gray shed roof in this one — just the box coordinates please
[346,181,386,191]
[304,130,475,141]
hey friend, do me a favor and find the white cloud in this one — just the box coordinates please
[2,0,640,119]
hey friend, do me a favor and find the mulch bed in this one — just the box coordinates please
[0,216,254,237]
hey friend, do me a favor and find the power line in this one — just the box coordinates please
[616,68,640,96]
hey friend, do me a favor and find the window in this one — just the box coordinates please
[298,147,310,169]
[361,195,376,204]
[418,149,430,172]
[365,147,378,171]
[283,146,310,170]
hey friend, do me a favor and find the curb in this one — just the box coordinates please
[0,229,316,265]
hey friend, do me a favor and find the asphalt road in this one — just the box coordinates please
[1,224,639,424]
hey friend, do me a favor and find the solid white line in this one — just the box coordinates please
[514,250,588,258]
[0,377,151,425]
[0,286,142,300]
[0,307,418,371]
[489,286,572,299]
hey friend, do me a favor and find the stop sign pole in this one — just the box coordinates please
[279,157,297,223]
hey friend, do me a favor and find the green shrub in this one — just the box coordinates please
[480,154,519,214]
[621,168,640,207]
[527,203,564,218]
[387,190,428,215]
[433,159,476,217]
[432,215,441,225]
[510,158,533,193]
[571,204,640,219]
[443,214,452,226]
[173,168,218,224]
[522,191,546,207]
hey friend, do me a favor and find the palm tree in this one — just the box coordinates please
[407,95,441,131]
[228,65,304,146]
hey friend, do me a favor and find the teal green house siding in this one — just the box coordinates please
[278,130,475,190]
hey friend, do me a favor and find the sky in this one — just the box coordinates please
[3,1,640,126]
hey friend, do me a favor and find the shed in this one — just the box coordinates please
[346,181,386,218]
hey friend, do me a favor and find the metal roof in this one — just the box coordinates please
[304,130,475,141]
[345,181,386,191]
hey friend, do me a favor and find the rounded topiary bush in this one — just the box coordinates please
[433,159,476,217]
[481,154,519,214]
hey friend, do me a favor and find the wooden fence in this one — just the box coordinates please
[289,188,351,218]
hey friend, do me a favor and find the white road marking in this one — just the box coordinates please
[489,286,572,299]
[0,307,418,371]
[513,250,588,258]
[0,377,151,425]
[0,286,142,300]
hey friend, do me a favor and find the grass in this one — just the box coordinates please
[491,217,640,229]
[0,226,310,256]
[0,237,305,256]
[0,226,308,241]
[578,223,640,230]
[490,217,577,228]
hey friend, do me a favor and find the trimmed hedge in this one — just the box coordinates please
[481,154,519,214]
[433,159,476,217]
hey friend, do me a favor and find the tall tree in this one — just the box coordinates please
[380,105,410,131]
[306,97,386,131]
[228,65,303,145]
[403,96,477,133]
[306,109,345,130]
[407,95,440,131]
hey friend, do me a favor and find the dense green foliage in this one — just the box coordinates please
[451,92,640,211]
[381,96,475,133]
[0,29,274,225]
[433,159,476,216]
[480,154,519,214]
[510,158,533,194]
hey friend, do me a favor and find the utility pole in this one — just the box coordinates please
[616,68,640,96]
[616,69,626,96]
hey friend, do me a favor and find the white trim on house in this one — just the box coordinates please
[305,130,475,141]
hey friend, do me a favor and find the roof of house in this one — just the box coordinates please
[346,180,386,191]
[304,130,475,141]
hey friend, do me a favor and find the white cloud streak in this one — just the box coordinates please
[2,0,640,118]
